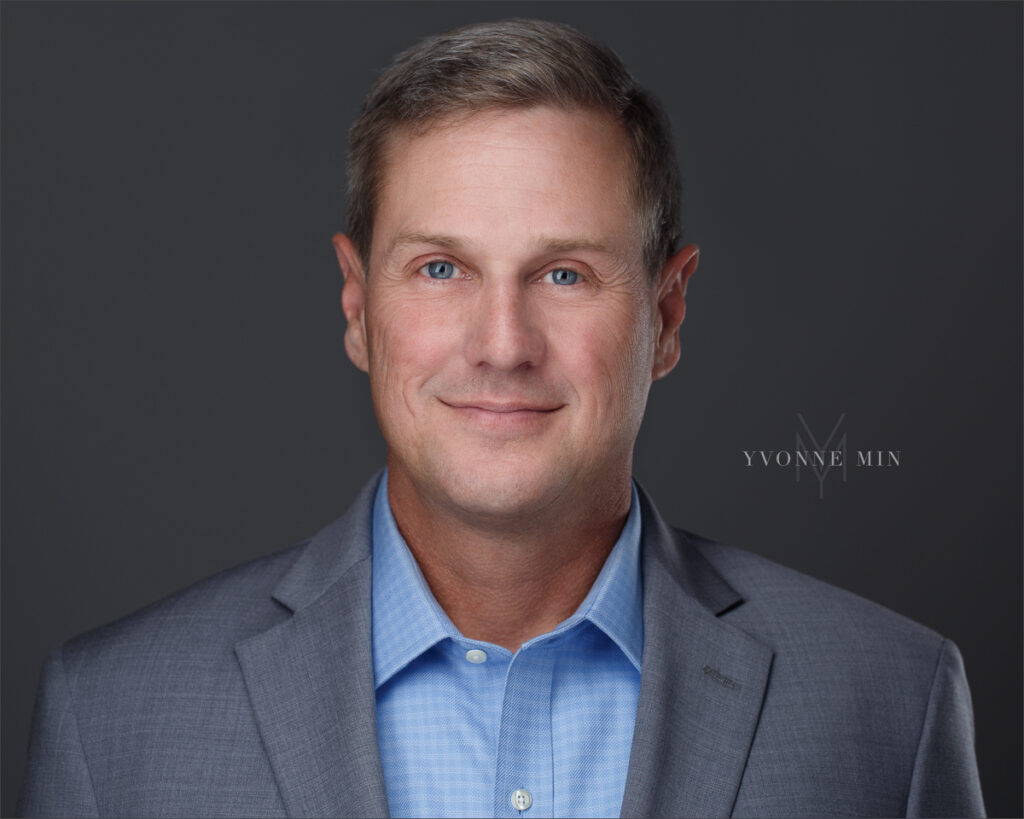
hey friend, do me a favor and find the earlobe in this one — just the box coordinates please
[652,244,699,381]
[332,233,370,373]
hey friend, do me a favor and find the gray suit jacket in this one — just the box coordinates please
[20,474,985,817]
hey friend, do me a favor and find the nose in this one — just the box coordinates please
[463,279,546,371]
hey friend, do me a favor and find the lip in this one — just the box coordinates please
[439,398,563,431]
[441,398,562,413]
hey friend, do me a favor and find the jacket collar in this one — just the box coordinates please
[269,472,382,614]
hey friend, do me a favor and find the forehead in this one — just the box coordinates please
[371,106,642,264]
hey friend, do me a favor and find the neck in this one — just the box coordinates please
[386,464,633,653]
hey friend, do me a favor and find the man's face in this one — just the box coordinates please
[334,106,695,525]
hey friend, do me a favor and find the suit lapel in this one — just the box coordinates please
[620,488,774,818]
[235,475,390,818]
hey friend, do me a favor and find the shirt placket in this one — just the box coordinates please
[493,643,556,818]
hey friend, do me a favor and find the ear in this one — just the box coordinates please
[332,233,370,373]
[651,244,699,381]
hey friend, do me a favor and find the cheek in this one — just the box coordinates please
[557,301,653,428]
[366,295,457,412]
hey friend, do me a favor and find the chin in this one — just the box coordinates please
[431,454,569,523]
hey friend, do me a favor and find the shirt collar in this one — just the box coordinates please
[371,471,644,689]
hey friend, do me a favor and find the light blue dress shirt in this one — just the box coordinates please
[371,472,643,819]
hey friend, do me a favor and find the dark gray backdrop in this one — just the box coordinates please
[3,2,1021,815]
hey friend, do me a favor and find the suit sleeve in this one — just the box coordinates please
[18,647,100,818]
[904,638,985,818]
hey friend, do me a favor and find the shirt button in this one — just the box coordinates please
[510,789,533,811]
[465,649,487,664]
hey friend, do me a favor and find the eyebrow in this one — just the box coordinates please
[388,231,616,258]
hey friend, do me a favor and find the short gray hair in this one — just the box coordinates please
[346,18,681,277]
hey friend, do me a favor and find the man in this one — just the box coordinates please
[20,19,984,818]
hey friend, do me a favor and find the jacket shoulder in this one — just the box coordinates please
[56,470,381,698]
[61,540,308,676]
[22,542,317,817]
[671,531,984,816]
[680,529,946,662]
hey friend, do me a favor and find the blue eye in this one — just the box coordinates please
[422,260,457,279]
[546,268,580,285]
